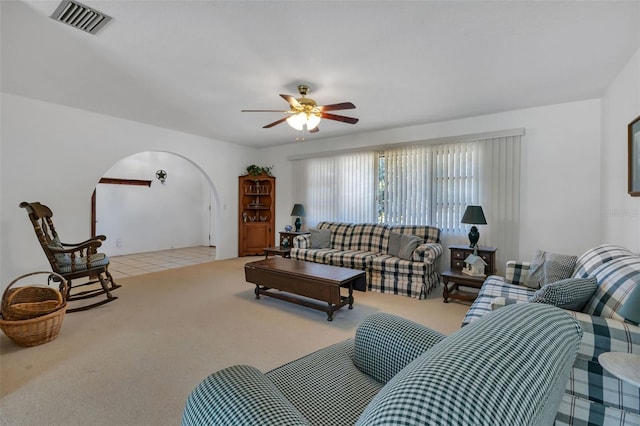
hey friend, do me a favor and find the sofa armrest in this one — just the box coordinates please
[182,365,309,426]
[412,242,443,264]
[505,261,532,285]
[568,311,640,361]
[354,313,446,383]
[293,234,311,249]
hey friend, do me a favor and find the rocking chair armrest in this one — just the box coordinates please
[61,236,105,247]
[56,239,103,252]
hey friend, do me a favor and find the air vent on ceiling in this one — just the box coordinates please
[50,0,112,35]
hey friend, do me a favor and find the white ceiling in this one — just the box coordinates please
[2,1,639,148]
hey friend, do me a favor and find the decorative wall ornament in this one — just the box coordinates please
[156,169,167,184]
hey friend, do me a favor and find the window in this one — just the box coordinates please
[292,131,522,268]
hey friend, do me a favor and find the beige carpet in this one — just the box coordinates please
[0,258,468,426]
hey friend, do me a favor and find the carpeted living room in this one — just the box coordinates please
[2,1,640,426]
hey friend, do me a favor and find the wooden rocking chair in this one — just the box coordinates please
[20,201,121,312]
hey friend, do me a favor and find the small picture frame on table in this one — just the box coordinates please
[629,115,640,196]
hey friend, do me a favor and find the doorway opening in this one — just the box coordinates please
[92,151,219,269]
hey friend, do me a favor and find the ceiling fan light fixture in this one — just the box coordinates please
[286,113,306,131]
[306,113,321,130]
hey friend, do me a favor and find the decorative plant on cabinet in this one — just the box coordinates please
[238,173,275,256]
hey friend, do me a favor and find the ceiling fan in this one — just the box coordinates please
[241,85,358,134]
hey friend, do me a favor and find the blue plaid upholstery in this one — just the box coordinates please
[356,304,582,426]
[56,253,110,274]
[291,222,443,299]
[505,260,532,285]
[354,313,445,383]
[181,364,309,425]
[572,244,636,279]
[183,305,581,426]
[583,256,640,319]
[266,340,382,426]
[462,245,640,426]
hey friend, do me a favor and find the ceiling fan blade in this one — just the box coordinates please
[280,94,302,109]
[242,109,290,113]
[318,102,356,112]
[320,112,359,125]
[263,117,288,128]
[309,126,320,134]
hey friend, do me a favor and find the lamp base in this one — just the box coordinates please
[468,226,479,248]
[295,217,301,232]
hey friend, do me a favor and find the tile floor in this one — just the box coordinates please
[108,246,216,279]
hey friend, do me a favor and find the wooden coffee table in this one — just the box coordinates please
[441,268,486,303]
[244,257,366,321]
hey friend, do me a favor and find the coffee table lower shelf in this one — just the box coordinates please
[245,258,366,321]
[253,285,353,321]
[441,268,486,303]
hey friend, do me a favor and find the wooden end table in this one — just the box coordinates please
[441,268,486,303]
[263,246,291,258]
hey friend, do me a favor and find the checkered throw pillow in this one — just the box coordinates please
[529,276,598,311]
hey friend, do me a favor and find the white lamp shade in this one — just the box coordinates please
[286,113,306,131]
[306,113,321,130]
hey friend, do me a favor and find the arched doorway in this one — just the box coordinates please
[91,151,219,257]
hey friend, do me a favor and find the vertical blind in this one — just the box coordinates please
[292,152,377,227]
[291,132,522,271]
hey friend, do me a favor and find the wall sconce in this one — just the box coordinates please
[155,169,167,184]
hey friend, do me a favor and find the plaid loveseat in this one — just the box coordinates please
[462,244,640,426]
[290,222,443,299]
[183,304,582,426]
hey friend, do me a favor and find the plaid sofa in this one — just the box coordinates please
[289,222,443,299]
[183,304,582,426]
[462,244,640,426]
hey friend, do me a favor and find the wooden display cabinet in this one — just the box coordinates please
[238,174,275,256]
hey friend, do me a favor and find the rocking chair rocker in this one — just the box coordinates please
[20,201,121,312]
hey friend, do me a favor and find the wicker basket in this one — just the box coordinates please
[0,272,68,347]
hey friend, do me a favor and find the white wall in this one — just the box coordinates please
[263,99,603,264]
[0,93,256,287]
[601,47,640,252]
[96,151,210,256]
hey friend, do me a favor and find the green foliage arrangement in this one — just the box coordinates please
[246,164,273,176]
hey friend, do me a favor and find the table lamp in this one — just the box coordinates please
[461,205,487,248]
[291,204,305,232]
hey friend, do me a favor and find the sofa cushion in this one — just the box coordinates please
[267,339,383,426]
[309,228,331,249]
[349,224,389,252]
[388,233,422,260]
[583,256,640,319]
[398,234,422,260]
[529,277,598,311]
[389,225,440,244]
[326,250,376,270]
[525,250,577,289]
[289,248,337,264]
[572,244,636,279]
[462,276,534,325]
[317,222,354,251]
[388,232,401,257]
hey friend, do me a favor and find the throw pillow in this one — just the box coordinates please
[529,276,598,311]
[524,250,577,289]
[388,232,402,257]
[398,234,423,261]
[309,228,331,249]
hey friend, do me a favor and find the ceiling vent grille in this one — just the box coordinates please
[50,0,112,35]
